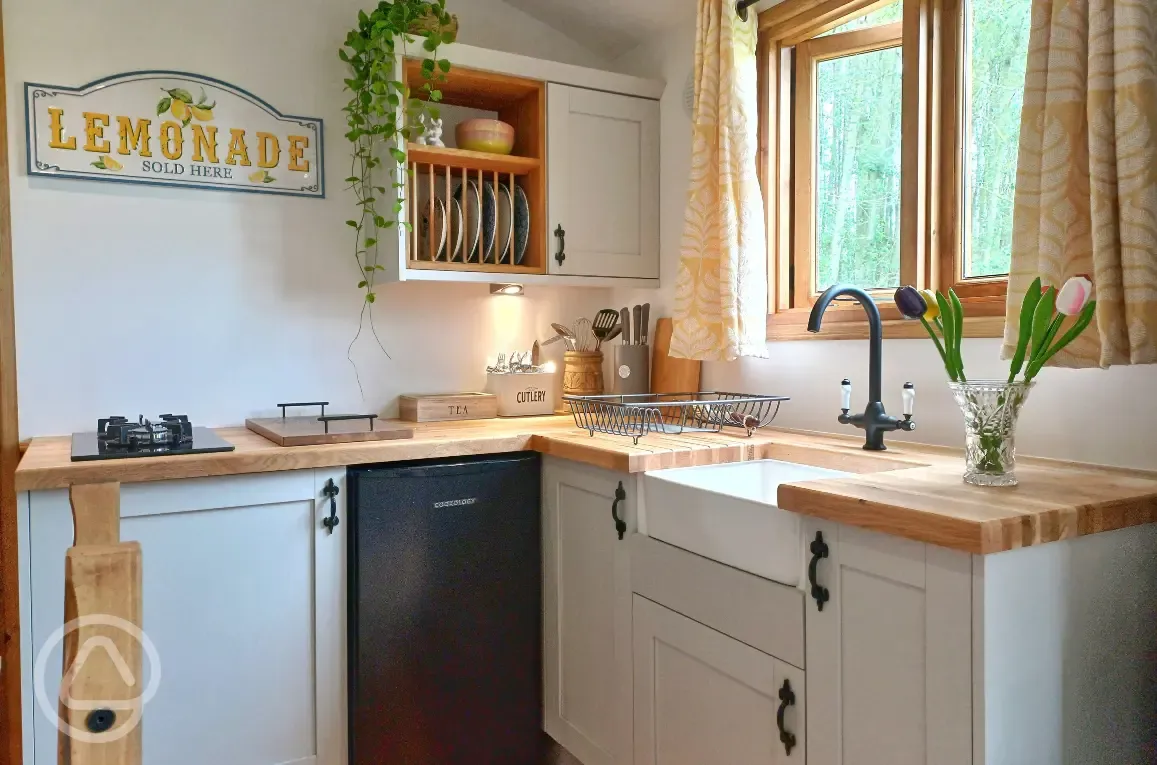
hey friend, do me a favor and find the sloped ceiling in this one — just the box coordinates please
[500,0,696,59]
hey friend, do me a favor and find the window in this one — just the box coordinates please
[757,0,1032,338]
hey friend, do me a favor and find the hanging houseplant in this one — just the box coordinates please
[339,1,454,352]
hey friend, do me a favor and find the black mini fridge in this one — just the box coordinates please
[348,452,543,765]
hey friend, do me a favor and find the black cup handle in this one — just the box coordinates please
[809,531,830,611]
[777,678,797,756]
[611,482,627,540]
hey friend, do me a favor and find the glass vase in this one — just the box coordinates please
[948,381,1033,487]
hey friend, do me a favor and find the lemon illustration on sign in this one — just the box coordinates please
[249,170,276,184]
[190,106,214,121]
[103,156,122,171]
[171,99,190,121]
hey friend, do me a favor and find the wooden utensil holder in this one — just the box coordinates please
[563,351,604,397]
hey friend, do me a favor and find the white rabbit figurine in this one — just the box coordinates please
[424,116,445,147]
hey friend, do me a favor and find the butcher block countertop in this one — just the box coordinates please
[16,416,1157,554]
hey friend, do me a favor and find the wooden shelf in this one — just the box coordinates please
[407,144,540,175]
[407,260,546,275]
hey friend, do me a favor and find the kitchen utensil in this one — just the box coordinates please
[453,181,482,262]
[496,183,514,263]
[593,309,619,350]
[614,344,650,396]
[632,305,643,344]
[513,184,530,264]
[562,351,604,397]
[247,402,414,446]
[651,318,702,394]
[561,392,788,444]
[551,322,577,351]
[640,303,651,344]
[455,118,516,154]
[541,334,565,347]
[481,180,498,262]
[602,325,623,344]
[572,318,595,352]
[398,393,498,422]
[620,307,631,347]
[531,340,541,366]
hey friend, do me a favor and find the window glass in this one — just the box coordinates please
[821,0,902,35]
[814,46,904,291]
[962,0,1031,277]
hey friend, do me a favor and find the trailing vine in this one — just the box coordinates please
[339,1,453,357]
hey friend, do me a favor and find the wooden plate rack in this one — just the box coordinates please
[403,60,546,275]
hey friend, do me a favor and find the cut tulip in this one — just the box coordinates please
[1056,275,1093,316]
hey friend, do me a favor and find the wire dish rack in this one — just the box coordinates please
[562,392,790,444]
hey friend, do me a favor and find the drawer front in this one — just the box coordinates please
[630,534,805,668]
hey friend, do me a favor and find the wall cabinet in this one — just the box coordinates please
[632,595,804,765]
[23,469,347,765]
[542,457,634,765]
[547,84,660,280]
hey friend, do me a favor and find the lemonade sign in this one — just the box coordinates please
[25,71,324,197]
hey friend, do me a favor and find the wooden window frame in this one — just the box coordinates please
[758,0,1008,341]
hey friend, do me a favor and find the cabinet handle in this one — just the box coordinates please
[611,481,627,540]
[777,679,797,756]
[322,478,340,534]
[808,531,830,611]
[554,224,566,267]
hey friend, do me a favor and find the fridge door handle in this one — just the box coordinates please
[322,478,340,534]
[611,482,627,540]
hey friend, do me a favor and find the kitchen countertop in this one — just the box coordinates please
[16,416,1157,554]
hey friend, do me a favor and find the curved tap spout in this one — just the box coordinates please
[807,284,883,402]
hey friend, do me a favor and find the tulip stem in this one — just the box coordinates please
[920,316,956,382]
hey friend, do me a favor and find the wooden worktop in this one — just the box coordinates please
[16,416,1157,554]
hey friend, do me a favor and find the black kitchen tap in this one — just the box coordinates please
[807,284,915,451]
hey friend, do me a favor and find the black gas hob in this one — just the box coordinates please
[70,414,236,462]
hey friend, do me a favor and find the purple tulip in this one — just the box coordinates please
[894,286,927,320]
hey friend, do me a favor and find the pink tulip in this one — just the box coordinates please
[1055,275,1093,316]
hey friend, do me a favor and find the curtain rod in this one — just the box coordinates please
[736,0,759,20]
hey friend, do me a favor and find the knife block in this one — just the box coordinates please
[613,344,650,395]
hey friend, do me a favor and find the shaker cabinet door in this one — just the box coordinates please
[547,84,659,279]
[804,521,973,765]
[25,469,347,765]
[632,595,805,765]
[542,457,634,765]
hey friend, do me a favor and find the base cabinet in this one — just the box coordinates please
[542,457,635,765]
[803,520,973,765]
[632,595,804,765]
[22,469,347,765]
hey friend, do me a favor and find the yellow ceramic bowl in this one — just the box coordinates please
[456,119,515,155]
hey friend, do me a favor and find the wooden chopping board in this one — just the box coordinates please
[650,318,702,394]
[246,416,413,447]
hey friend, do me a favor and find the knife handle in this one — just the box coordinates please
[621,308,631,346]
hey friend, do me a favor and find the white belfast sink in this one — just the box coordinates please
[641,459,850,586]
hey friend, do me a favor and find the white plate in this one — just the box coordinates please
[453,181,482,262]
[419,196,447,261]
[513,184,530,265]
[446,197,464,261]
[496,183,514,264]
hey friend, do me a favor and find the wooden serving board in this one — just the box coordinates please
[650,318,701,395]
[246,416,414,447]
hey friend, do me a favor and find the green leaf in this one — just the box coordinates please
[422,37,438,51]
[438,58,451,73]
[388,148,406,163]
[157,97,172,115]
[91,160,105,169]
[949,289,966,382]
[358,280,368,288]
[375,264,386,270]
[366,292,376,303]
[934,292,958,381]
[345,176,361,184]
[1007,277,1042,382]
[263,175,275,183]
[346,220,359,228]
[1025,300,1097,380]
[365,237,377,247]
[167,88,194,103]
[182,116,191,128]
[1028,287,1057,365]
[364,265,375,272]
[421,58,436,74]
[919,316,951,375]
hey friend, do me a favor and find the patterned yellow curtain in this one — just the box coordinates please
[1002,0,1157,367]
[670,0,768,361]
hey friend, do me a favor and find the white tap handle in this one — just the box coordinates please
[841,378,852,411]
[902,382,915,417]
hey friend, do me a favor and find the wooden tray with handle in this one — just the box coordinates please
[247,401,414,447]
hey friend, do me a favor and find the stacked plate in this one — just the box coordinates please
[420,180,530,265]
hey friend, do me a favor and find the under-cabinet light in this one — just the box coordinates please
[490,283,524,296]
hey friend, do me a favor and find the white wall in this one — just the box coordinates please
[5,0,613,437]
[612,14,1157,471]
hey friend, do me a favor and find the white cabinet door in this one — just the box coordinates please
[25,469,346,765]
[542,457,634,765]
[547,84,660,279]
[632,595,804,765]
[804,520,972,765]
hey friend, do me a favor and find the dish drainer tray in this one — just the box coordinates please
[562,392,789,444]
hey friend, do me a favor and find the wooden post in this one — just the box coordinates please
[58,484,143,765]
